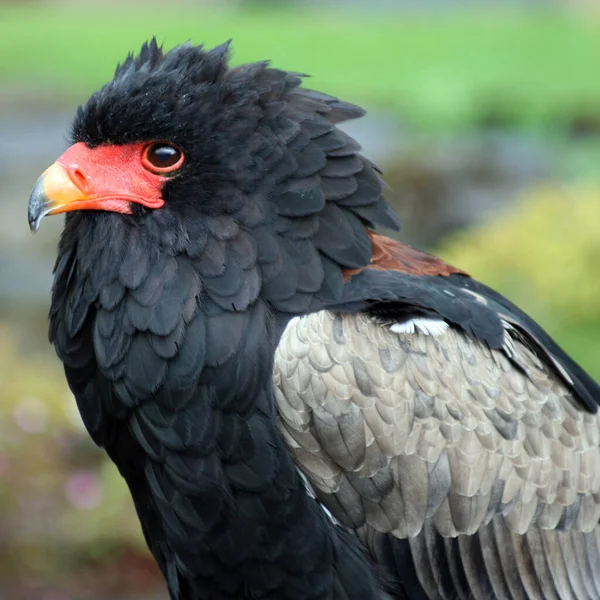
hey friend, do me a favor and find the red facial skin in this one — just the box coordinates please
[43,141,183,216]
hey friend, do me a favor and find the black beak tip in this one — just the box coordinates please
[28,177,49,234]
[28,204,40,233]
[28,216,40,234]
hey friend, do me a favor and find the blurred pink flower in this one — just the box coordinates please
[65,471,103,510]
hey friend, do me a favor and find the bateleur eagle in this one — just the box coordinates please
[27,40,600,600]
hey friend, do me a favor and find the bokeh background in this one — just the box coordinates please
[0,0,599,598]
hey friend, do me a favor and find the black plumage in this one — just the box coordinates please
[29,39,600,600]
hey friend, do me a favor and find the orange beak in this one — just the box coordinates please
[28,162,134,233]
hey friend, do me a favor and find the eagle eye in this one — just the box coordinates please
[142,143,184,174]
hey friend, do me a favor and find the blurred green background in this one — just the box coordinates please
[0,0,599,598]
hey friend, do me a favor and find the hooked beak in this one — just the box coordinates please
[28,162,135,233]
[28,163,86,233]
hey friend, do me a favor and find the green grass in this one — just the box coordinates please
[550,321,600,382]
[0,4,599,129]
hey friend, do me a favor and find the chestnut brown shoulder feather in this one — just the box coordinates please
[343,232,466,281]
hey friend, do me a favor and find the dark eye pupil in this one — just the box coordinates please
[149,145,180,168]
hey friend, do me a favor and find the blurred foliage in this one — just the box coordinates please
[0,326,157,593]
[438,185,600,379]
[0,4,599,131]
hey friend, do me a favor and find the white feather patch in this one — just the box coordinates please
[501,319,517,357]
[390,318,449,336]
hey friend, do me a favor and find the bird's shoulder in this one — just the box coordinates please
[274,236,600,539]
[338,233,600,412]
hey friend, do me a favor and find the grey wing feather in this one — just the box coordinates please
[361,518,600,600]
[274,311,600,539]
